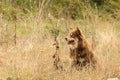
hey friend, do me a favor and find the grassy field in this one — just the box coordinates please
[0,14,120,80]
[0,1,120,79]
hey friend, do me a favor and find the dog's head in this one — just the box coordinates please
[69,27,82,38]
[65,27,83,49]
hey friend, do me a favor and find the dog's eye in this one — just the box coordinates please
[70,34,73,37]
[70,33,75,38]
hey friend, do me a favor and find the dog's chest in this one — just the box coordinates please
[76,47,87,58]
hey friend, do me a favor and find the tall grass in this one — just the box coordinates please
[0,1,120,80]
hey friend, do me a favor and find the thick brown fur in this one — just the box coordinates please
[65,27,97,70]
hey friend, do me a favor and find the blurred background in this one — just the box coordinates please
[0,0,120,80]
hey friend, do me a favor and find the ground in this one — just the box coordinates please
[0,17,120,80]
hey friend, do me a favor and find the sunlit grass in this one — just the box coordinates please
[0,2,120,79]
[0,16,120,80]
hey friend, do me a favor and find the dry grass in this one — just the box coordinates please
[0,11,120,80]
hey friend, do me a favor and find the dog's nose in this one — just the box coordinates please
[65,38,68,41]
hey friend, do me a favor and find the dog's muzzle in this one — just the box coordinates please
[65,38,75,45]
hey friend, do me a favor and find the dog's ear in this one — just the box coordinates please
[69,27,73,32]
[76,27,82,35]
[70,27,73,30]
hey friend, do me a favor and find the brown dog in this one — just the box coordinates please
[65,27,97,70]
